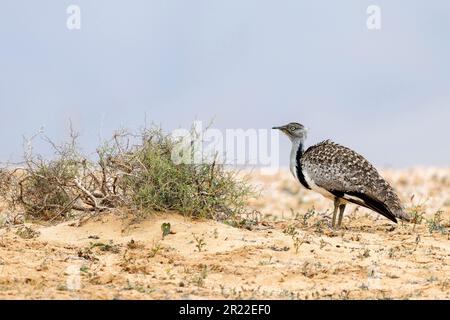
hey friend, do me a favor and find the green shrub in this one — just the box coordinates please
[3,124,254,222]
[110,127,253,219]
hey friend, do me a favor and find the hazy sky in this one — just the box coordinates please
[1,1,450,167]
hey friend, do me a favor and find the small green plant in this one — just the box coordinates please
[388,247,396,259]
[56,284,68,291]
[77,247,98,261]
[192,233,206,252]
[359,283,369,290]
[283,224,307,254]
[258,256,273,266]
[314,220,324,234]
[290,208,316,226]
[302,208,316,226]
[409,203,425,231]
[200,265,208,278]
[426,211,448,234]
[223,210,261,230]
[149,241,162,258]
[283,224,298,237]
[15,226,40,239]
[80,265,89,273]
[124,280,155,294]
[192,265,208,287]
[292,235,303,254]
[319,238,328,249]
[161,222,171,238]
[90,241,120,253]
[414,234,421,250]
[301,261,314,278]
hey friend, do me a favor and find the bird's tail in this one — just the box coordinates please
[394,209,411,222]
[386,191,411,222]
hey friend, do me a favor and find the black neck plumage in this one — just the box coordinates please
[295,142,311,190]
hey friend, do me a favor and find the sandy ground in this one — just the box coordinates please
[0,167,449,300]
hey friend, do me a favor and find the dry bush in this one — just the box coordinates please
[97,127,252,219]
[0,168,11,200]
[0,124,253,222]
[2,129,116,220]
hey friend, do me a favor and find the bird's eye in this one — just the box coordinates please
[290,126,296,131]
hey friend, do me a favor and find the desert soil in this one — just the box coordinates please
[0,168,449,300]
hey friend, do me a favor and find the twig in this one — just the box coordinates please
[50,194,81,222]
[73,177,110,211]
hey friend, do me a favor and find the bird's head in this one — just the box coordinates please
[272,122,308,141]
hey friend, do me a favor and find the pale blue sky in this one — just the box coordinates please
[1,1,449,167]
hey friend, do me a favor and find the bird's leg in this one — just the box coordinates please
[332,198,339,228]
[337,204,346,227]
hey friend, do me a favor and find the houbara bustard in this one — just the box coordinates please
[273,122,411,228]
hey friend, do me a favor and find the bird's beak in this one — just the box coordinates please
[272,125,289,134]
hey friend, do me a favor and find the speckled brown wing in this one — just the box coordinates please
[301,140,410,222]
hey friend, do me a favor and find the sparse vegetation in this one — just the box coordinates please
[192,233,207,252]
[282,223,308,253]
[15,226,40,239]
[283,223,297,237]
[223,210,261,230]
[80,265,89,273]
[426,211,448,235]
[258,256,274,266]
[90,241,121,254]
[0,123,254,222]
[77,247,98,261]
[161,222,171,238]
[149,241,162,258]
[357,247,371,259]
[408,201,426,231]
[319,238,329,249]
[192,265,208,287]
[314,220,324,234]
[301,261,323,278]
[301,208,317,226]
[126,239,144,250]
[292,235,304,254]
